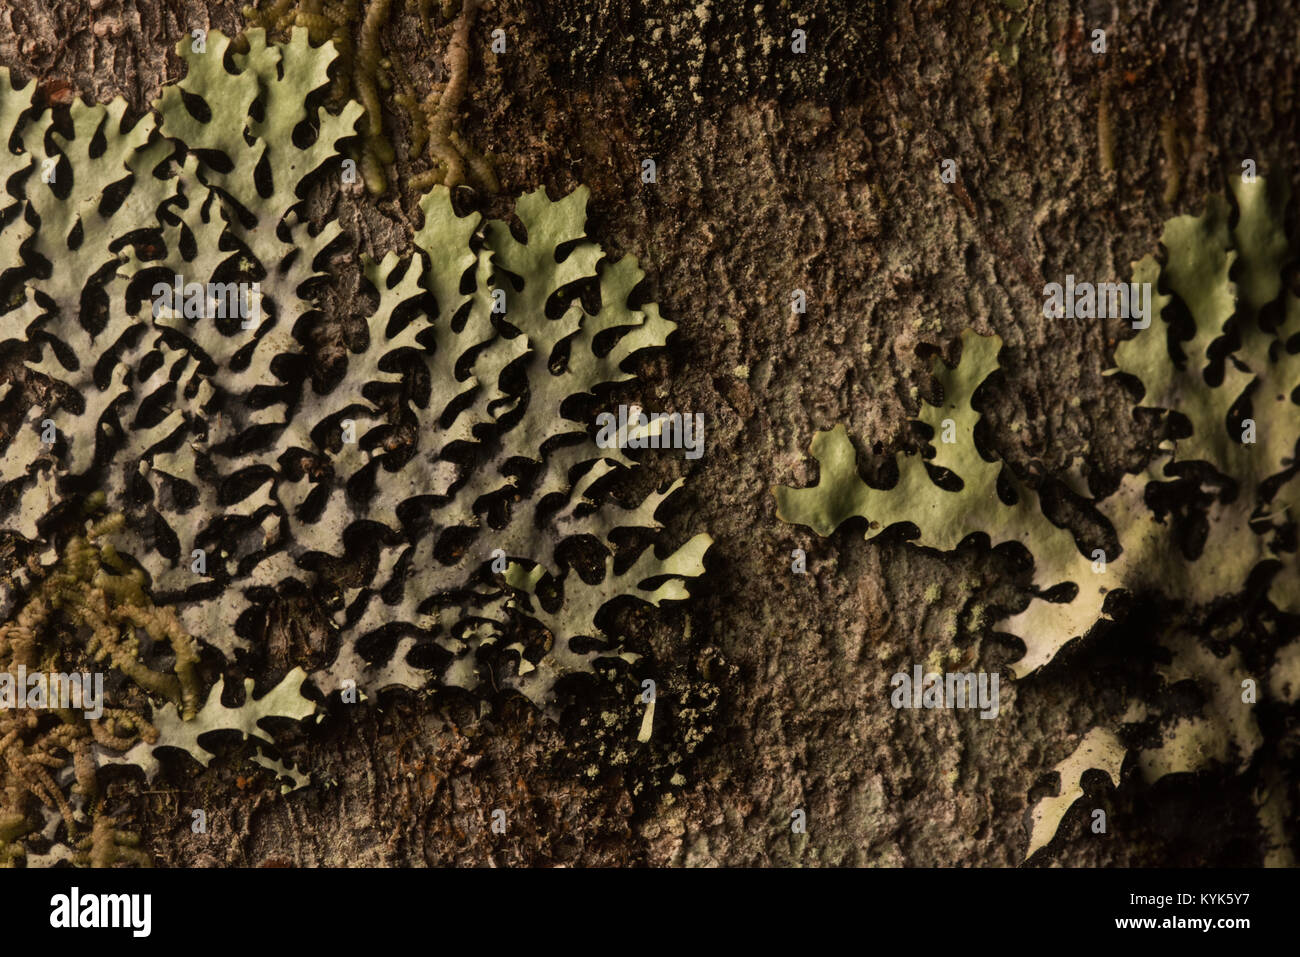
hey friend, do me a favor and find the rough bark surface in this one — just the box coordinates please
[1,0,1297,866]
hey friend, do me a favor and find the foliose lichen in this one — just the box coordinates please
[0,28,708,863]
[775,176,1300,863]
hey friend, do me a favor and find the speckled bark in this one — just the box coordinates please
[1,0,1296,865]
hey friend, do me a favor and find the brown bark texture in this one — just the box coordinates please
[0,0,1297,866]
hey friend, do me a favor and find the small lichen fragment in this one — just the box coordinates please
[775,176,1300,862]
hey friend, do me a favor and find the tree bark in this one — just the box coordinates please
[1,0,1295,866]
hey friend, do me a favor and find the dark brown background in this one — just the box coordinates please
[1,0,1295,865]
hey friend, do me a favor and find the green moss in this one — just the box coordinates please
[0,27,711,862]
